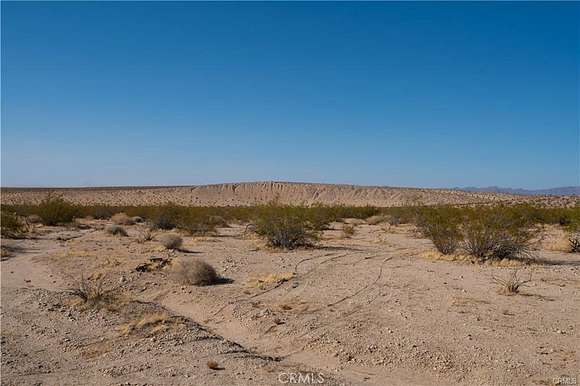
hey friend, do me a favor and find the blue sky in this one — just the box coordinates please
[1,1,578,189]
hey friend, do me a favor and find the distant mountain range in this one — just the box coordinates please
[456,186,580,196]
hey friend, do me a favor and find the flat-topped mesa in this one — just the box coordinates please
[1,182,575,207]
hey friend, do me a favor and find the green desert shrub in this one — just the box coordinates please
[178,212,220,235]
[462,208,535,261]
[87,205,117,220]
[1,210,28,238]
[383,207,420,226]
[35,194,79,226]
[150,203,182,230]
[254,206,320,249]
[418,208,462,255]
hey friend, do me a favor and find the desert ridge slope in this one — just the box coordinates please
[0,181,571,207]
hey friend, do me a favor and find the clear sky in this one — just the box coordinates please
[1,1,578,189]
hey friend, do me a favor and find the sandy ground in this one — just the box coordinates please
[3,182,575,207]
[1,220,579,386]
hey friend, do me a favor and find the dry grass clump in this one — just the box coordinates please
[420,250,472,263]
[105,224,128,237]
[342,224,355,238]
[119,313,181,336]
[249,272,294,289]
[159,233,183,250]
[111,212,134,225]
[172,258,218,286]
[492,270,531,295]
[68,275,119,309]
[137,229,153,243]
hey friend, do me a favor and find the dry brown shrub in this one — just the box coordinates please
[105,224,128,237]
[342,224,355,238]
[159,233,183,250]
[207,360,222,370]
[172,258,218,286]
[27,214,42,224]
[111,213,134,225]
[366,215,386,225]
[136,229,153,243]
[569,233,580,253]
[343,218,366,225]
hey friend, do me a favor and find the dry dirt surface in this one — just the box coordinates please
[1,219,578,386]
[2,182,576,207]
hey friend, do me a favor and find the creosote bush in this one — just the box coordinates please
[418,208,462,255]
[90,205,117,220]
[150,204,182,230]
[159,233,183,250]
[1,210,28,238]
[35,194,79,226]
[254,206,320,249]
[173,258,218,286]
[462,209,535,261]
[5,200,578,258]
[105,224,128,237]
[178,212,220,236]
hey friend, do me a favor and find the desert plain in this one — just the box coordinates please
[1,182,578,386]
